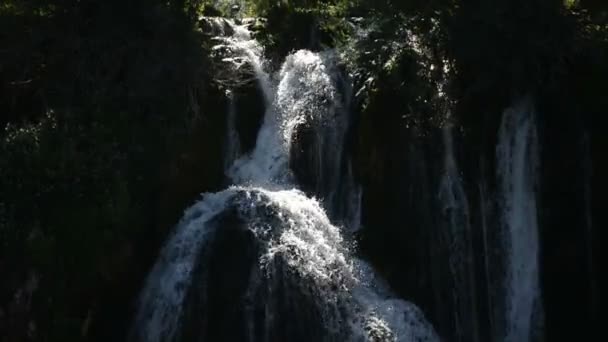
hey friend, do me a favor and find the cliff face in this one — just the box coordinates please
[1,2,605,341]
[171,7,606,341]
[346,14,605,340]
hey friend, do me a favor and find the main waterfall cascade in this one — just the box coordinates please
[130,20,438,342]
[131,18,547,342]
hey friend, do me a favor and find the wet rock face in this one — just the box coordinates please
[233,79,266,155]
[536,98,600,341]
[180,210,258,342]
[356,119,446,334]
[354,86,603,342]
[199,17,235,37]
[242,18,268,36]
[290,122,322,196]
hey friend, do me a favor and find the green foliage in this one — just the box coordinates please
[248,0,357,64]
[0,108,138,339]
[0,0,224,339]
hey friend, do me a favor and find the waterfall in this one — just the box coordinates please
[228,49,337,186]
[212,23,273,104]
[130,20,436,342]
[496,99,543,342]
[286,51,361,231]
[438,120,479,342]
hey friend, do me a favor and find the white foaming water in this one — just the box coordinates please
[246,190,434,342]
[131,21,436,342]
[229,50,338,186]
[213,23,273,103]
[240,187,355,288]
[132,185,438,342]
[213,21,272,172]
[497,99,543,342]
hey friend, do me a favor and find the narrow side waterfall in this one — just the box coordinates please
[496,100,543,342]
[438,121,479,342]
[224,91,241,171]
[130,20,437,342]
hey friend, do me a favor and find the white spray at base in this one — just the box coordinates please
[130,20,438,342]
[497,99,543,342]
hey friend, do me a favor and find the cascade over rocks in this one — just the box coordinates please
[137,9,604,342]
[199,17,235,37]
[1,2,604,341]
[130,20,438,342]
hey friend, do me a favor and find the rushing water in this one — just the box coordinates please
[438,119,479,342]
[131,17,549,342]
[497,100,543,342]
[130,20,437,342]
[228,49,337,186]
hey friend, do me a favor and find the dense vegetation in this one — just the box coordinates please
[0,1,226,339]
[1,0,606,340]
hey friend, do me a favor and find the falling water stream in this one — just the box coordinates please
[438,119,479,342]
[130,20,437,342]
[497,100,543,342]
[130,17,548,342]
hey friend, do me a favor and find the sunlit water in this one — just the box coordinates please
[130,19,438,342]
